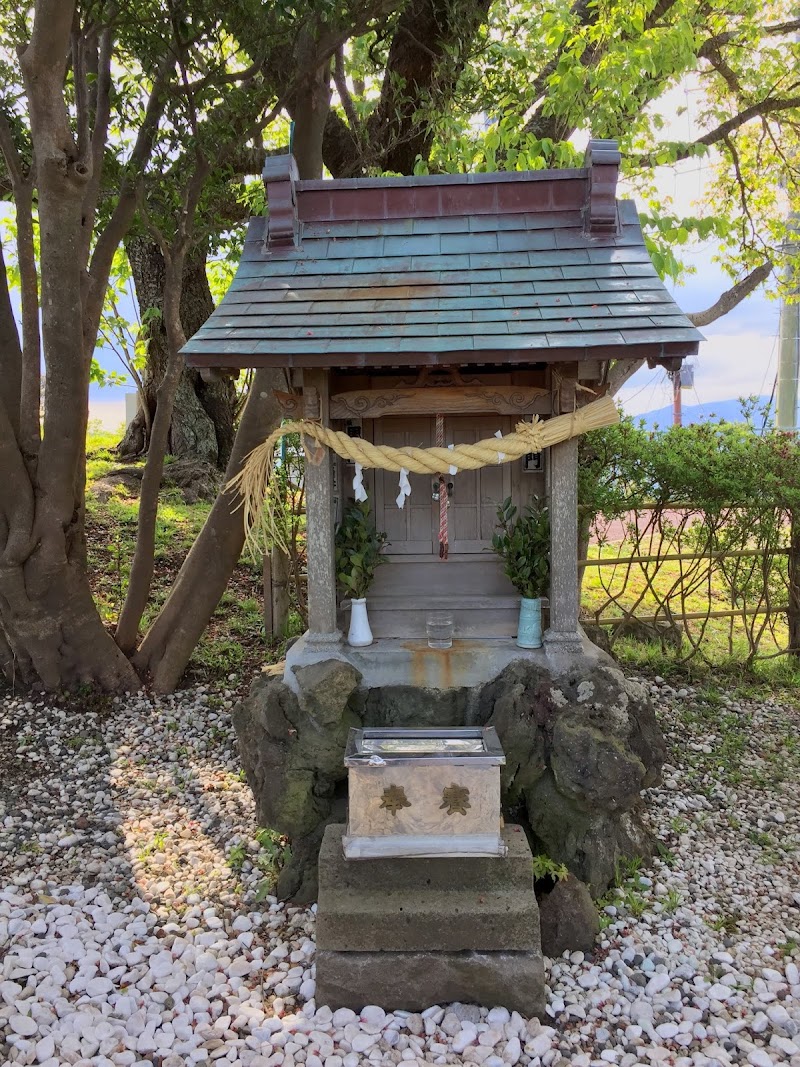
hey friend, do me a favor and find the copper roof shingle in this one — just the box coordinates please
[183,142,702,371]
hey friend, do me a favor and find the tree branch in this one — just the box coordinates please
[0,237,22,443]
[606,358,645,396]
[640,94,800,168]
[71,19,91,167]
[0,390,35,566]
[14,181,42,462]
[0,113,41,459]
[523,0,679,140]
[608,262,774,399]
[702,42,742,96]
[25,0,75,69]
[80,21,115,264]
[698,17,800,58]
[84,59,172,355]
[333,45,365,150]
[521,0,595,138]
[19,0,77,164]
[0,110,26,187]
[687,261,774,328]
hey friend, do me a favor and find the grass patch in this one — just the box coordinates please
[84,427,279,685]
[581,537,800,687]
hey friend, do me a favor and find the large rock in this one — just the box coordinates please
[232,661,362,900]
[362,684,472,728]
[524,771,656,895]
[538,875,600,958]
[481,661,665,892]
[232,656,666,901]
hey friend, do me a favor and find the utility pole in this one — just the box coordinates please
[671,370,682,426]
[776,214,800,430]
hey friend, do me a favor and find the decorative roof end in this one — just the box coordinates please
[263,153,299,249]
[583,138,620,237]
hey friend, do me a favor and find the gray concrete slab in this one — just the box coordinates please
[284,631,606,693]
[315,947,546,1017]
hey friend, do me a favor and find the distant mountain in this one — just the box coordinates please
[628,395,772,431]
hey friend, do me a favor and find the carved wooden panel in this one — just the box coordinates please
[329,385,549,420]
[274,390,303,417]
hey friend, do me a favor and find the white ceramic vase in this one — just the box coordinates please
[348,597,374,647]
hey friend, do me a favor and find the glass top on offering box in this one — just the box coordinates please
[345,727,505,766]
[362,737,484,755]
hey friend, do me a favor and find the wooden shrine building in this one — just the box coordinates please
[183,140,702,686]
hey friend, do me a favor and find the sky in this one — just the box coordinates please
[612,76,783,420]
[613,164,781,419]
[616,261,779,419]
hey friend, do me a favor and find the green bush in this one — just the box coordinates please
[335,501,388,600]
[492,496,550,600]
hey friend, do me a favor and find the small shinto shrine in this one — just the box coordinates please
[183,140,702,689]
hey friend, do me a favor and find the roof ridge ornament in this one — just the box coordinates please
[263,153,299,249]
[583,138,621,238]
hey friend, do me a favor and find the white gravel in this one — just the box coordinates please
[2,675,800,1066]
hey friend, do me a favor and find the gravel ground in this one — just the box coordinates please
[2,675,800,1067]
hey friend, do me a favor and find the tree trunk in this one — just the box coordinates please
[577,507,593,595]
[1,7,139,693]
[0,542,137,691]
[133,85,327,691]
[291,38,332,181]
[118,237,236,468]
[270,544,292,637]
[115,247,193,653]
[134,368,284,691]
[788,510,800,660]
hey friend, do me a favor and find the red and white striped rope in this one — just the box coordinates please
[435,413,448,560]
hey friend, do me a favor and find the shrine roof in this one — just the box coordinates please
[182,142,702,371]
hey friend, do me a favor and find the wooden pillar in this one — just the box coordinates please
[544,436,583,655]
[262,551,273,635]
[268,546,291,637]
[303,368,342,648]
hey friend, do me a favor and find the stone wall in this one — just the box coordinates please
[232,657,666,901]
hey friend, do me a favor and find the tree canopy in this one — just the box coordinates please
[1,0,799,692]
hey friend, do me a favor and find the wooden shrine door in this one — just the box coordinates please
[372,416,513,555]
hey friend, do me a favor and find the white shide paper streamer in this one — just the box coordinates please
[352,462,368,503]
[396,467,411,509]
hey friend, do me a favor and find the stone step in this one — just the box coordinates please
[319,825,535,894]
[371,557,517,597]
[315,948,545,1017]
[316,885,539,952]
[365,595,522,639]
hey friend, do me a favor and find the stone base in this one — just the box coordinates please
[315,948,546,1017]
[284,631,609,694]
[315,824,545,1015]
[542,627,585,658]
[232,653,666,901]
[317,826,539,953]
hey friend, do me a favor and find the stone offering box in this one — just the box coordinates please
[342,726,506,859]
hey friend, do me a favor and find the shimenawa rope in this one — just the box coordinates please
[228,394,619,555]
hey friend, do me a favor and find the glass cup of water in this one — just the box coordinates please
[427,612,454,649]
